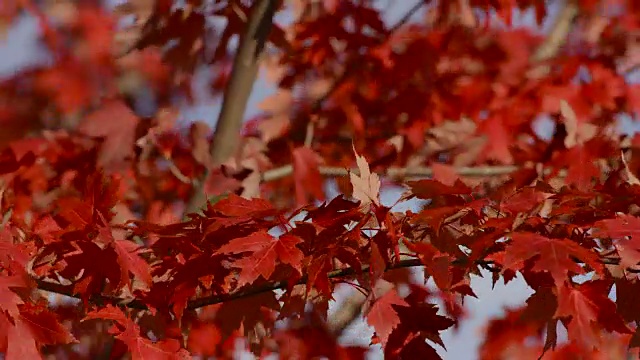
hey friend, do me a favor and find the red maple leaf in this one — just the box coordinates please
[0,225,31,272]
[187,322,221,356]
[91,227,153,291]
[405,178,472,200]
[209,291,281,341]
[479,308,546,360]
[112,239,154,290]
[83,305,190,360]
[273,314,368,360]
[217,231,304,287]
[3,316,41,359]
[405,241,455,290]
[0,148,21,175]
[384,286,455,359]
[78,100,140,169]
[0,296,75,359]
[208,193,277,218]
[17,303,77,347]
[292,146,325,206]
[364,286,409,347]
[431,163,460,186]
[495,232,603,288]
[0,276,26,318]
[499,186,552,214]
[478,114,513,164]
[555,281,630,349]
[593,215,640,270]
[563,145,601,190]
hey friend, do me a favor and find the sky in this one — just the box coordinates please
[0,2,612,359]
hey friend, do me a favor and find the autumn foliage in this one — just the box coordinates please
[2,0,640,358]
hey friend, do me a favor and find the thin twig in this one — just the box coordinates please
[261,164,521,182]
[35,259,424,311]
[165,156,192,184]
[530,0,579,62]
[304,120,314,147]
[528,0,579,78]
[192,258,422,309]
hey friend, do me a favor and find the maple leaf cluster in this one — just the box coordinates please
[1,0,640,359]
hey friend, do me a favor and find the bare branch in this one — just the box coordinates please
[35,259,424,311]
[530,0,579,63]
[165,156,192,184]
[186,0,424,213]
[327,291,367,336]
[528,0,579,79]
[262,164,521,182]
[186,0,278,214]
[209,0,278,165]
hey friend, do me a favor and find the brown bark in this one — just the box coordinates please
[185,0,278,214]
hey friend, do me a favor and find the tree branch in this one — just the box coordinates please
[186,0,424,214]
[34,253,629,312]
[186,0,278,214]
[35,259,424,311]
[327,291,367,336]
[528,0,579,79]
[261,164,521,182]
[530,0,579,63]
